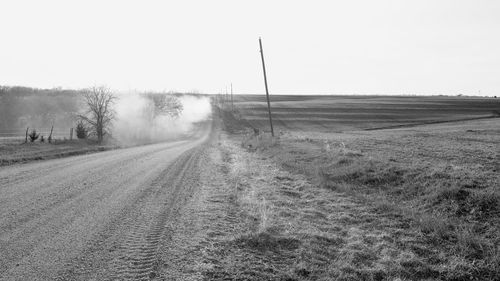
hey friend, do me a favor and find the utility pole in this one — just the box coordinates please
[220,89,224,109]
[259,37,274,136]
[231,83,234,112]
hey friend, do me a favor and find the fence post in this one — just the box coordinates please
[48,126,54,143]
[231,83,234,112]
[25,127,29,143]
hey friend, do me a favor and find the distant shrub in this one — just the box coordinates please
[468,191,500,218]
[315,165,329,189]
[418,214,452,241]
[40,135,45,142]
[28,129,39,142]
[434,186,470,203]
[241,130,279,151]
[235,232,300,252]
[76,121,87,139]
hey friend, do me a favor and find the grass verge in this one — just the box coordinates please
[260,119,500,280]
[0,139,117,166]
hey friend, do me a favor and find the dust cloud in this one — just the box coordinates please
[113,94,211,145]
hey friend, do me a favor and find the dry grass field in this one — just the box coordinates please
[232,95,499,132]
[0,122,208,166]
[0,139,116,166]
[209,95,500,280]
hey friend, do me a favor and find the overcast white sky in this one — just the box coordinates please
[1,0,499,96]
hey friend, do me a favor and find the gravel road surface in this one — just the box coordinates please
[0,122,212,280]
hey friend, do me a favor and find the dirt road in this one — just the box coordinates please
[0,122,212,280]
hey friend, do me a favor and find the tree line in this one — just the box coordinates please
[1,85,184,144]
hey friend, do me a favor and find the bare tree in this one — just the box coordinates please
[142,93,183,125]
[154,94,183,118]
[145,93,183,118]
[78,86,116,143]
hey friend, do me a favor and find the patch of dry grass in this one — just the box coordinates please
[240,130,280,152]
[213,105,499,280]
[204,133,458,280]
[260,119,500,280]
[0,139,116,165]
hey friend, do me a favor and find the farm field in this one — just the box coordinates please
[209,95,500,280]
[0,109,209,166]
[231,94,500,132]
[0,139,117,166]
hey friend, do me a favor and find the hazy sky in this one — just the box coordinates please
[1,0,499,96]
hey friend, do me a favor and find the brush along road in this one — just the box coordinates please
[0,121,212,280]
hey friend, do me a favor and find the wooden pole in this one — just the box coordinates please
[225,87,228,106]
[25,127,29,143]
[221,89,224,109]
[218,93,221,115]
[259,37,274,136]
[48,125,53,143]
[231,83,234,112]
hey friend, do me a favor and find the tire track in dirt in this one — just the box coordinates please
[108,149,201,280]
[53,147,204,281]
[1,120,213,281]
